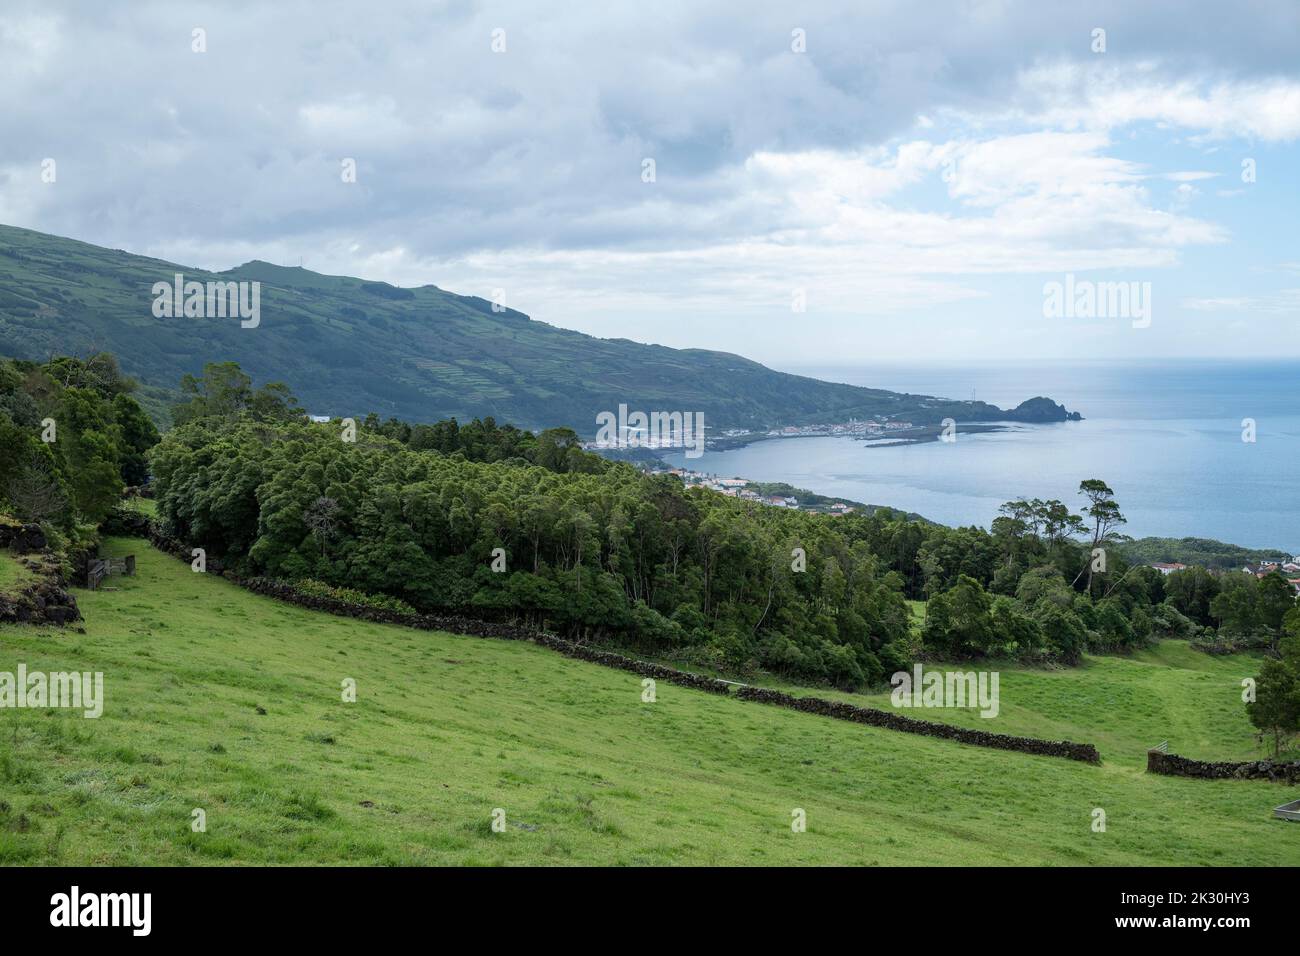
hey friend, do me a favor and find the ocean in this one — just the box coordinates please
[662,360,1300,552]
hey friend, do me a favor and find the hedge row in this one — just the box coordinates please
[734,686,1102,762]
[1147,749,1300,784]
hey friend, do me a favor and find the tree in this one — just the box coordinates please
[5,449,69,523]
[171,362,302,425]
[1257,573,1296,648]
[1163,566,1221,626]
[1073,479,1126,595]
[44,353,135,397]
[303,496,341,557]
[1033,602,1088,664]
[921,575,995,657]
[112,393,160,485]
[1246,657,1300,757]
[991,595,1044,655]
[1210,573,1258,636]
[172,362,253,424]
[1040,499,1087,549]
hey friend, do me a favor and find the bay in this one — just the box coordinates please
[663,360,1299,551]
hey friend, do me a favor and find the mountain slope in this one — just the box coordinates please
[0,224,1079,430]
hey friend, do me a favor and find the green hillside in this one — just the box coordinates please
[0,224,1076,430]
[1,540,1295,866]
[1120,536,1293,572]
[755,643,1277,765]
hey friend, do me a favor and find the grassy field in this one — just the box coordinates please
[119,498,157,517]
[757,643,1275,766]
[1,539,1297,866]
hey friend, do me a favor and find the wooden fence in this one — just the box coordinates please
[86,554,135,590]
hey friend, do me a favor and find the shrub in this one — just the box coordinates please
[293,578,417,616]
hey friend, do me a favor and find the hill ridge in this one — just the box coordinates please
[0,223,1079,431]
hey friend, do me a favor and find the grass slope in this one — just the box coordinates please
[1,540,1296,866]
[760,644,1274,766]
[0,553,35,593]
[0,223,1068,430]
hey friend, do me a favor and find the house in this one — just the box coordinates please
[1150,562,1188,575]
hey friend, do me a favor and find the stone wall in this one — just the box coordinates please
[0,522,48,554]
[240,577,733,695]
[735,686,1102,762]
[1147,748,1300,784]
[0,553,82,626]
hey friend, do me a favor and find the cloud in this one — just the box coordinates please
[1009,61,1300,142]
[1182,289,1300,314]
[0,0,1297,360]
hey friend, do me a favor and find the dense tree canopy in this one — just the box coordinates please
[150,415,921,686]
[0,354,157,530]
[5,355,1290,694]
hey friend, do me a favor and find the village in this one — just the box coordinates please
[732,418,916,440]
[1146,560,1300,594]
[641,464,859,516]
[582,416,919,456]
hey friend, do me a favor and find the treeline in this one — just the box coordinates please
[143,364,1209,688]
[0,353,157,549]
[9,356,1293,694]
[1161,565,1295,648]
[358,411,607,475]
[150,412,916,688]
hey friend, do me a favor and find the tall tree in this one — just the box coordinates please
[1073,479,1126,595]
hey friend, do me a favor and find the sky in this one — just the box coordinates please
[2,0,1298,366]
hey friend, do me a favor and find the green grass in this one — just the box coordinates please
[0,552,34,593]
[0,539,1297,866]
[119,498,157,517]
[756,643,1274,766]
[907,599,926,631]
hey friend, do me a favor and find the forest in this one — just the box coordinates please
[4,355,1298,694]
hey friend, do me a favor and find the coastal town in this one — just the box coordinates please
[729,419,916,441]
[642,465,859,516]
[1243,559,1300,594]
[582,416,920,456]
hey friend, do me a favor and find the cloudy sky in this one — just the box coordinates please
[3,0,1299,365]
